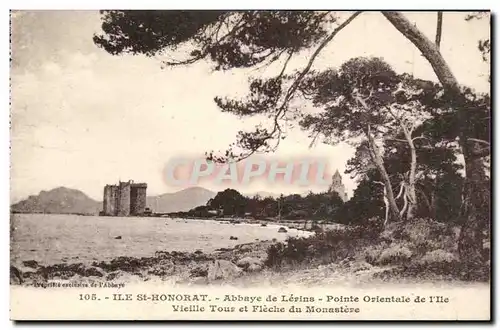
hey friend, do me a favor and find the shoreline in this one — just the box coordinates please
[11,239,276,287]
[10,214,490,288]
[11,212,342,231]
[11,237,490,288]
[11,213,314,266]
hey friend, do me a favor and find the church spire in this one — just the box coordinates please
[329,169,347,202]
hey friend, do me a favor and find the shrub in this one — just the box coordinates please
[265,225,380,268]
[363,243,387,265]
[264,242,285,268]
[381,218,458,256]
[419,249,458,265]
[376,243,413,265]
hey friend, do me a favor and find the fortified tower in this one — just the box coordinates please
[117,181,131,216]
[103,184,118,215]
[101,180,148,216]
[130,182,147,216]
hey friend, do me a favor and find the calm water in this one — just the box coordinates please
[10,214,311,266]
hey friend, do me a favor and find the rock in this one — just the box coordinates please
[190,266,208,278]
[149,265,174,277]
[39,263,104,279]
[83,267,105,278]
[278,227,288,233]
[351,261,373,273]
[23,260,39,269]
[207,260,242,281]
[229,236,238,240]
[106,270,126,281]
[191,276,208,285]
[236,245,252,253]
[236,257,262,269]
[114,236,122,239]
[10,266,23,285]
[94,256,143,272]
[247,263,263,272]
[155,251,171,259]
[22,272,47,285]
[214,248,232,252]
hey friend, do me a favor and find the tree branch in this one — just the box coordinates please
[278,50,294,78]
[277,11,362,116]
[243,11,362,158]
[382,12,461,96]
[163,15,246,66]
[412,135,429,142]
[386,138,407,143]
[211,12,362,162]
[435,12,443,50]
[467,138,490,146]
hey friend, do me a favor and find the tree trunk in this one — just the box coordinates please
[400,125,417,220]
[382,11,488,265]
[430,188,437,219]
[417,187,433,218]
[457,142,489,277]
[382,12,461,96]
[367,130,401,222]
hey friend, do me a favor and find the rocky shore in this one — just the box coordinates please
[10,240,275,287]
[11,218,488,287]
[10,239,414,288]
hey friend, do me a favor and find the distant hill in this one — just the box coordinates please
[11,186,219,215]
[11,187,101,215]
[147,187,216,213]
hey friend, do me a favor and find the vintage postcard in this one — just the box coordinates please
[10,10,491,320]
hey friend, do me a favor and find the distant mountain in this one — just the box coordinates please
[11,187,101,215]
[147,187,216,213]
[11,186,229,215]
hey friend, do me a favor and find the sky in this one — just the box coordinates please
[10,11,490,203]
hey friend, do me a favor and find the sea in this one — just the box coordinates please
[10,214,312,266]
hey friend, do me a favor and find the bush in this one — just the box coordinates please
[265,216,490,281]
[375,243,413,265]
[382,218,458,256]
[419,249,458,265]
[265,226,380,268]
[363,243,387,265]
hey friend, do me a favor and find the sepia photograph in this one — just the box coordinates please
[9,9,491,320]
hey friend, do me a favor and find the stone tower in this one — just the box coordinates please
[130,182,147,216]
[329,169,348,202]
[117,181,131,216]
[102,180,148,216]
